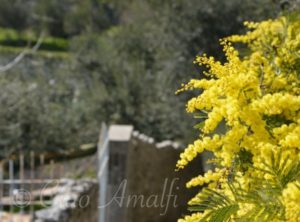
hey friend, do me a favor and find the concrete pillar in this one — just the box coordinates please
[107,125,133,222]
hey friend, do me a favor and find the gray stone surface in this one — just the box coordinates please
[33,180,98,222]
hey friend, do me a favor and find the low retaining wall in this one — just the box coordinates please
[124,130,204,222]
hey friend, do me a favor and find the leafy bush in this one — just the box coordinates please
[70,0,277,141]
[0,62,97,157]
[177,14,300,221]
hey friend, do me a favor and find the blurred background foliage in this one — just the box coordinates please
[0,0,297,156]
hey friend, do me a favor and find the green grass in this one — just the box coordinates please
[0,27,69,52]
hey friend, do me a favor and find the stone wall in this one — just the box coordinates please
[104,126,204,222]
[124,130,204,222]
[33,179,98,222]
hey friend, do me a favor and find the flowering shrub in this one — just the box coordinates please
[177,14,300,222]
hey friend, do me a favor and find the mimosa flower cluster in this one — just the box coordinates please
[177,14,300,222]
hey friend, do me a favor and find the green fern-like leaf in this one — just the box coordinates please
[188,188,239,222]
[206,205,239,222]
